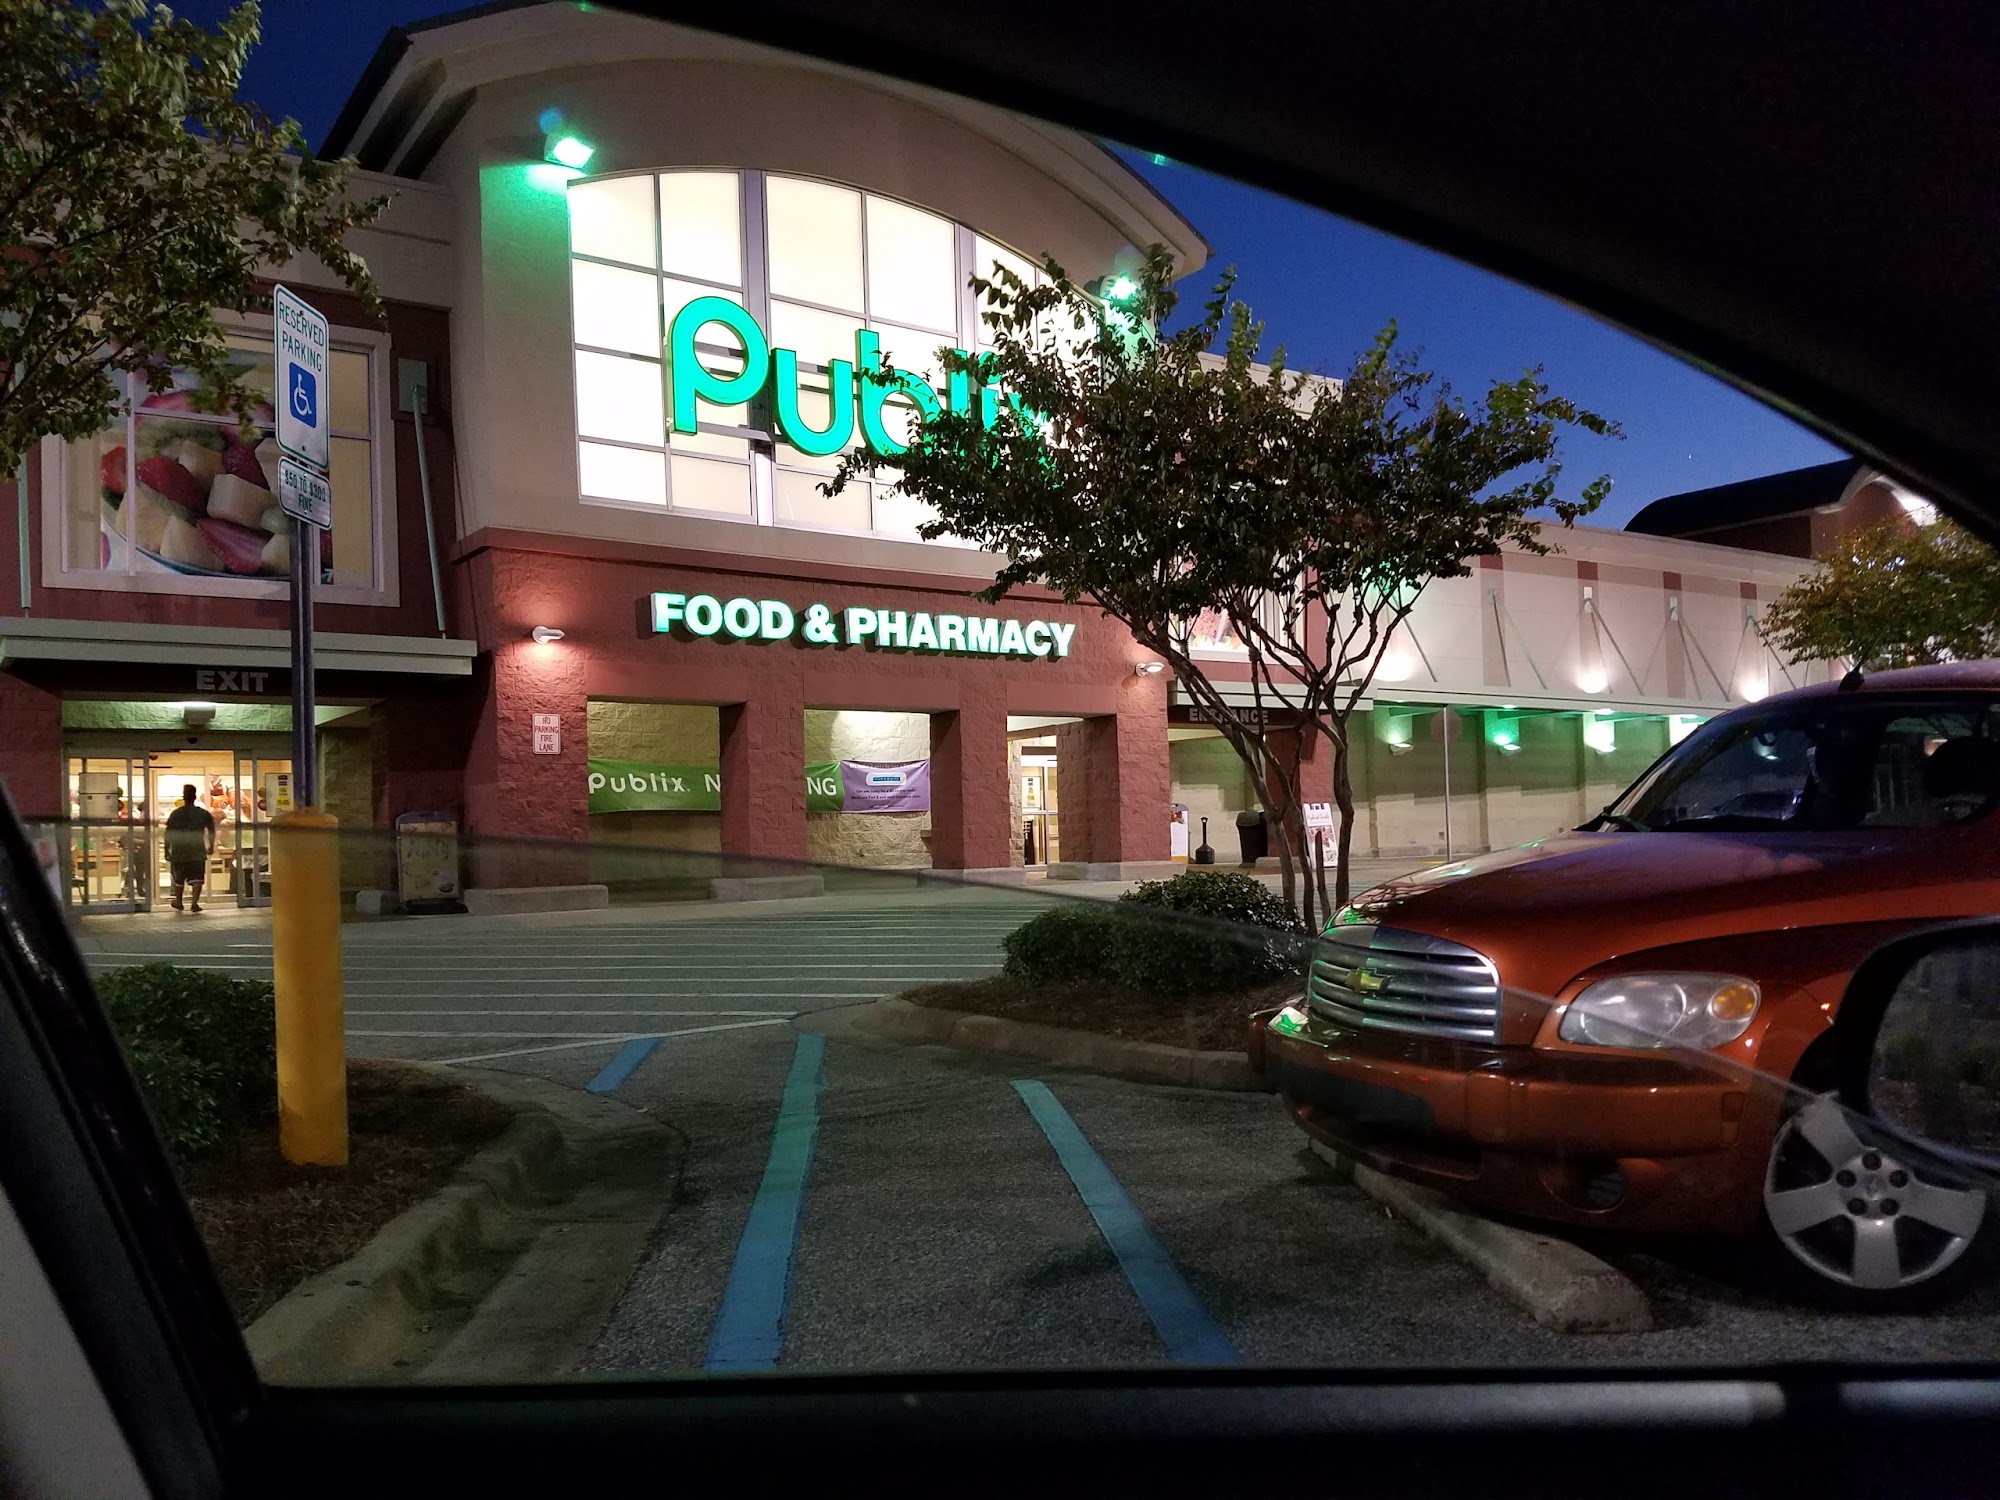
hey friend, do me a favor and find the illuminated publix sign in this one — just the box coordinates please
[650,591,1077,659]
[670,296,1007,457]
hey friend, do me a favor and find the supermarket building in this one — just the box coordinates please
[0,4,1835,910]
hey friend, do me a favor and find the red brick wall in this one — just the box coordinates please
[454,536,1170,863]
[0,675,61,819]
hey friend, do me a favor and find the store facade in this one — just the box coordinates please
[0,3,1836,905]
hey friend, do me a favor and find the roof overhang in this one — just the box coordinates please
[322,1,1207,277]
[0,618,478,677]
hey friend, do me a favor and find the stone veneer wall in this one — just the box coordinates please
[584,701,939,869]
[805,709,931,868]
[318,726,386,893]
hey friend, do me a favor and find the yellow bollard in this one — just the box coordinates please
[271,808,347,1166]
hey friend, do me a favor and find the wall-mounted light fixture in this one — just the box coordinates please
[1132,661,1165,676]
[1385,740,1414,756]
[181,702,217,730]
[530,626,566,645]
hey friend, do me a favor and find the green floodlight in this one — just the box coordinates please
[546,132,594,170]
[1102,273,1140,304]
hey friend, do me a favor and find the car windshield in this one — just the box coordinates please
[12,0,2000,1410]
[1605,696,2000,832]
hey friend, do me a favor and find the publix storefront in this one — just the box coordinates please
[297,3,1822,893]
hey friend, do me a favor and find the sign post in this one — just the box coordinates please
[270,285,346,1168]
[275,284,330,806]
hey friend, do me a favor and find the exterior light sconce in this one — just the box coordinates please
[530,626,566,645]
[182,703,217,729]
[1385,739,1414,756]
[1132,661,1165,677]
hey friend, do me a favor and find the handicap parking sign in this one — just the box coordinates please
[289,365,317,428]
[274,284,329,472]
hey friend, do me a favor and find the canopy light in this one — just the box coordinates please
[546,132,594,170]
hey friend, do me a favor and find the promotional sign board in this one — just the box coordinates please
[273,285,330,473]
[839,760,931,813]
[587,760,920,814]
[277,457,331,529]
[395,812,461,907]
[1302,801,1335,832]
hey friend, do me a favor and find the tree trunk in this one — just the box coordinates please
[1332,728,1357,908]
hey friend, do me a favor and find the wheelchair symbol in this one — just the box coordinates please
[289,367,317,426]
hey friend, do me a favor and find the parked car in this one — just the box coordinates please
[1252,662,2000,1307]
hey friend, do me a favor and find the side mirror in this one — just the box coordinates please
[1838,918,2000,1178]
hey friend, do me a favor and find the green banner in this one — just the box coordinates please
[588,759,843,814]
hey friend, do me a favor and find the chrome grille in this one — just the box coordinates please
[1306,924,1501,1043]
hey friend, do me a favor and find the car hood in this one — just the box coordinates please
[1341,829,1995,998]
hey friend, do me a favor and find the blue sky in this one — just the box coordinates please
[193,1,1846,527]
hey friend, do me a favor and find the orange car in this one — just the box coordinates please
[1251,662,2000,1306]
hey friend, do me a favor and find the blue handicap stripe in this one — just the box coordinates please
[704,1032,827,1371]
[1012,1079,1240,1365]
[586,1037,661,1094]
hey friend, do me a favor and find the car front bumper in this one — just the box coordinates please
[1254,1004,1776,1235]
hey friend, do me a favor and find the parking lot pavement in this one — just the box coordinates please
[75,886,2000,1373]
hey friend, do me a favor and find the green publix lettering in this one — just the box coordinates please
[669,295,1004,457]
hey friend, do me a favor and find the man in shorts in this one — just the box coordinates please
[164,785,216,912]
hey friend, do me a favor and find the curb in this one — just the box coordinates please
[1309,1141,1653,1334]
[860,997,1263,1091]
[245,1066,679,1383]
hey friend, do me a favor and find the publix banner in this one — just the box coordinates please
[588,759,927,815]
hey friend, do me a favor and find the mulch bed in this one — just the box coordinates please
[901,975,1300,1053]
[176,1060,514,1326]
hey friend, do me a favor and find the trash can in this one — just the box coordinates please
[1234,809,1268,865]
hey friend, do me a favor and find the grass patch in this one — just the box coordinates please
[178,1060,512,1326]
[902,974,1300,1053]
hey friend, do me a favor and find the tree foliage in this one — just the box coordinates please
[833,247,1616,921]
[0,0,384,474]
[1763,518,2000,670]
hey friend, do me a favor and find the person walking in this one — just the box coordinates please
[164,785,216,913]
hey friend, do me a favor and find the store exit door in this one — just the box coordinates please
[1021,755,1061,866]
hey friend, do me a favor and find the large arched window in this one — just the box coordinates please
[566,169,1039,542]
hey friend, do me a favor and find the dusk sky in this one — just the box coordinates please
[201,0,1846,528]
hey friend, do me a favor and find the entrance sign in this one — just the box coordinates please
[277,458,331,529]
[650,591,1076,660]
[273,285,330,472]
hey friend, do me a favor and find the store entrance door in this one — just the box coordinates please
[65,749,293,912]
[1020,754,1061,866]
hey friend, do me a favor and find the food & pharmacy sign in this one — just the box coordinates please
[649,591,1077,659]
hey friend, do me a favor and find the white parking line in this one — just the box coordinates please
[433,1016,791,1065]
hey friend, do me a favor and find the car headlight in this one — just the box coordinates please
[1557,972,1761,1050]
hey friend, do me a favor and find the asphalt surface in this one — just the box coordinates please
[78,879,2000,1373]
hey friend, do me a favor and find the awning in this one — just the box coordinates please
[0,617,478,677]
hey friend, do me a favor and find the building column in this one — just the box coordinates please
[0,674,62,820]
[1049,676,1173,879]
[462,640,589,887]
[371,692,474,826]
[720,684,806,865]
[929,689,1012,872]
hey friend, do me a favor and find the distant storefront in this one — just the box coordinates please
[0,4,1832,909]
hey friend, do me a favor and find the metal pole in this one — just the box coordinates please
[290,518,318,807]
[1441,707,1453,858]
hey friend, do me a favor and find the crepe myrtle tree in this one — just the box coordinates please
[831,246,1617,927]
[1763,516,2000,671]
[0,0,384,476]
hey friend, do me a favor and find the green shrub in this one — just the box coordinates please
[1002,902,1123,987]
[1000,872,1310,998]
[96,963,277,1159]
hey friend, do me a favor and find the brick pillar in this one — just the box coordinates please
[1050,674,1171,875]
[929,689,1011,870]
[463,642,589,887]
[720,683,806,867]
[372,692,474,826]
[0,673,62,820]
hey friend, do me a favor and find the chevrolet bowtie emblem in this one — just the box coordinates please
[1350,968,1387,994]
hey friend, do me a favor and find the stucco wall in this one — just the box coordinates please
[1169,734,1257,861]
[805,709,932,868]
[586,699,721,856]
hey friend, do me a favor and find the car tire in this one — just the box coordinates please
[1757,1087,1997,1312]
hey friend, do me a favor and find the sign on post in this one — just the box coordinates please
[278,458,331,529]
[274,285,330,472]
